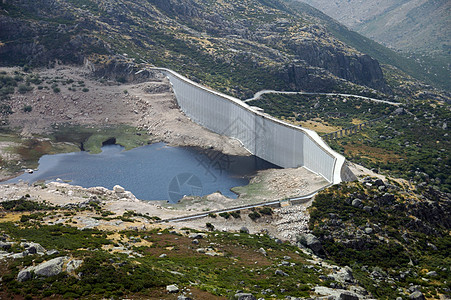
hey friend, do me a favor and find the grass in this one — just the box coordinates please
[0,213,325,299]
[52,124,149,154]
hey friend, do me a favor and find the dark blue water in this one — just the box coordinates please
[5,143,278,203]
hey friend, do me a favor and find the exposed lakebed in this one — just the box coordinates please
[5,143,278,202]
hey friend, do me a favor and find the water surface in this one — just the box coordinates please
[6,143,278,202]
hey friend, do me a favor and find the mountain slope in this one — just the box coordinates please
[288,0,450,92]
[300,0,450,54]
[296,0,450,91]
[0,0,392,98]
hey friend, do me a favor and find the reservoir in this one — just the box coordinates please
[5,143,278,202]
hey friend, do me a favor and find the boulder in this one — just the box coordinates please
[166,284,179,293]
[339,292,359,300]
[177,296,192,300]
[189,233,205,239]
[275,269,289,276]
[113,185,125,193]
[46,249,60,256]
[257,248,267,256]
[333,267,354,283]
[426,271,437,277]
[352,199,363,208]
[66,259,83,273]
[34,257,66,277]
[240,227,249,234]
[409,291,426,300]
[298,233,323,254]
[17,269,32,282]
[0,241,12,250]
[233,293,256,300]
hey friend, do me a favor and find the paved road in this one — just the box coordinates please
[244,90,401,106]
[157,185,331,223]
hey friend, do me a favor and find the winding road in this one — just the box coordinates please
[244,90,401,106]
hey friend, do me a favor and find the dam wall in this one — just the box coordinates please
[154,68,346,184]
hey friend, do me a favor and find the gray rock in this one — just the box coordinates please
[17,269,32,282]
[10,252,25,259]
[189,233,205,239]
[426,271,437,277]
[234,293,256,300]
[240,227,249,234]
[364,227,373,234]
[66,259,83,273]
[192,239,199,245]
[394,107,405,115]
[46,249,59,256]
[363,206,372,213]
[0,241,12,250]
[177,296,192,300]
[159,254,167,258]
[339,292,359,300]
[409,291,426,300]
[113,185,125,193]
[374,179,385,186]
[352,199,363,208]
[275,269,289,276]
[258,248,267,256]
[166,284,179,293]
[333,267,354,283]
[34,257,66,277]
[27,246,37,254]
[298,233,323,254]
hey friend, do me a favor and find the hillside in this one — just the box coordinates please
[296,0,450,91]
[1,0,394,98]
[299,0,450,54]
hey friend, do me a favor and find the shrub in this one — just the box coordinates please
[82,88,89,92]
[248,211,261,221]
[53,87,61,93]
[230,211,241,218]
[206,223,215,231]
[23,105,32,112]
[219,212,230,219]
[259,207,273,215]
[18,84,33,94]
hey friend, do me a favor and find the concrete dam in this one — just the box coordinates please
[152,68,348,184]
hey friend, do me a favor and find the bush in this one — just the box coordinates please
[23,105,32,112]
[206,223,215,231]
[259,207,273,215]
[53,87,61,93]
[18,84,33,94]
[219,212,230,219]
[82,88,89,92]
[230,211,241,218]
[248,211,261,221]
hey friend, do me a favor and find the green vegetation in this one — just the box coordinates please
[253,93,395,132]
[0,198,54,212]
[328,101,450,192]
[51,124,149,153]
[253,92,450,193]
[22,105,32,112]
[309,182,451,299]
[0,209,326,299]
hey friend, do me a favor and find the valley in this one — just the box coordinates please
[0,0,449,299]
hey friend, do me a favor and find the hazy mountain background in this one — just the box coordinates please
[298,0,450,91]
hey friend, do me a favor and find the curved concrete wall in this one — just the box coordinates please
[153,68,346,184]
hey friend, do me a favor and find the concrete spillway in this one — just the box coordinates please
[152,68,347,184]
